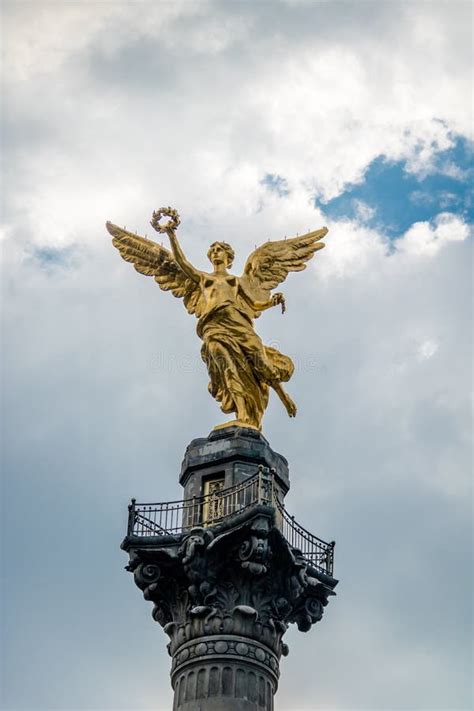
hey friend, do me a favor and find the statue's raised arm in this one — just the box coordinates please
[106,208,204,317]
[150,207,201,284]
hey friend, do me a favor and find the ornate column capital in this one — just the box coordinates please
[125,503,337,710]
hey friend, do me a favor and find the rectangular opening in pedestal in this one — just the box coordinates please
[202,474,225,527]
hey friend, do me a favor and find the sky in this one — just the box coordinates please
[1,1,472,710]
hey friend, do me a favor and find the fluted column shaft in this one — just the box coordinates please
[172,635,278,711]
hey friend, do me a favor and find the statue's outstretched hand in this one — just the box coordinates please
[271,292,286,314]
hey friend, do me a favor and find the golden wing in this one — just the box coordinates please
[106,222,204,317]
[239,227,327,314]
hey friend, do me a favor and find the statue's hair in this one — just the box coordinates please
[207,241,235,268]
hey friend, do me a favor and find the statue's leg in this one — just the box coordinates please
[234,394,250,422]
[242,337,278,384]
[205,339,256,424]
[205,340,229,372]
[272,382,297,418]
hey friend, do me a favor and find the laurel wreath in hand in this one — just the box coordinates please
[150,206,181,234]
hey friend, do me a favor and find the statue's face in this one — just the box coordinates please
[208,243,230,267]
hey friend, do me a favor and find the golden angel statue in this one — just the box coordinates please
[106,207,327,431]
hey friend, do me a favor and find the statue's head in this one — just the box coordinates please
[207,241,235,268]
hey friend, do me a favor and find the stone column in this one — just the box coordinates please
[122,427,337,711]
[171,636,278,711]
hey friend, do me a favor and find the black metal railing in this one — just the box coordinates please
[274,497,335,575]
[127,467,334,575]
[128,468,271,536]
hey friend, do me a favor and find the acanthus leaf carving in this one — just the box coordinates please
[127,509,336,659]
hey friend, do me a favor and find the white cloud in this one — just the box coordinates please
[398,212,471,257]
[3,0,473,262]
[353,199,376,223]
[3,1,205,81]
[2,2,472,710]
[416,338,439,361]
[315,219,388,279]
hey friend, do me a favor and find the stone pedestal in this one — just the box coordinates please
[180,426,290,504]
[122,427,337,711]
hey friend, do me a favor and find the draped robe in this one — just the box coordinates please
[197,299,293,429]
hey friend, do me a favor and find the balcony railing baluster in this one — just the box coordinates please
[127,470,334,575]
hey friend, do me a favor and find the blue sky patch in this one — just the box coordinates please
[316,136,473,238]
[262,173,290,197]
[31,244,80,270]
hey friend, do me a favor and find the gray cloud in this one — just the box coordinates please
[1,2,472,710]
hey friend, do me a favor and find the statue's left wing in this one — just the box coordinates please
[106,222,204,316]
[240,227,328,312]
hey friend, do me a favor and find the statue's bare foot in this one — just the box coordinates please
[283,394,297,418]
[271,381,297,417]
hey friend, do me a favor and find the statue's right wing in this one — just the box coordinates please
[106,222,204,316]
